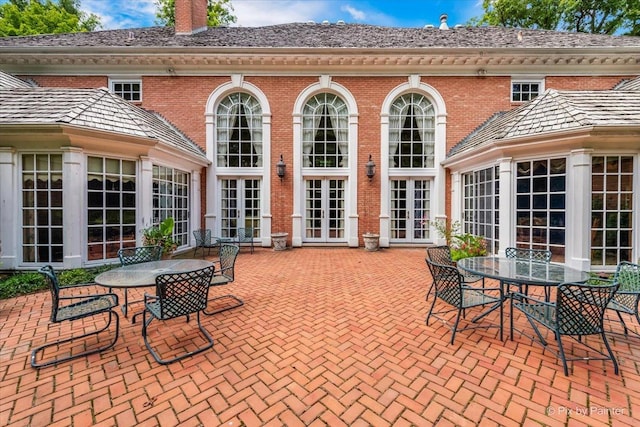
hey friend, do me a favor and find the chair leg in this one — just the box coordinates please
[31,310,119,368]
[601,332,619,374]
[555,331,570,376]
[142,310,214,365]
[616,311,630,335]
[204,294,244,315]
[425,294,438,326]
[450,308,463,345]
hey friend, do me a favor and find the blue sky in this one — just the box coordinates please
[75,0,485,30]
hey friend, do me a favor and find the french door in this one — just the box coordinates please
[304,179,346,242]
[390,179,431,243]
[219,178,261,238]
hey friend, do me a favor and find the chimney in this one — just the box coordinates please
[439,14,449,30]
[175,0,208,35]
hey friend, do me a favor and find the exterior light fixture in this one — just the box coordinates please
[276,154,286,180]
[365,154,376,181]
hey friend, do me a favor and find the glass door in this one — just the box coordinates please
[390,179,431,243]
[220,178,261,239]
[304,179,345,242]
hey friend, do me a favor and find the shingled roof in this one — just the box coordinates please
[0,23,638,49]
[448,79,640,157]
[0,73,205,159]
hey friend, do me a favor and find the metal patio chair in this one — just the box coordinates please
[31,265,120,368]
[425,258,503,344]
[425,245,485,298]
[505,246,553,299]
[607,261,640,337]
[510,279,619,376]
[236,227,255,254]
[205,243,242,315]
[116,245,162,319]
[142,265,215,365]
[193,229,217,258]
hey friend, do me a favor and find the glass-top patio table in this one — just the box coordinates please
[95,259,214,288]
[95,259,214,321]
[457,256,590,289]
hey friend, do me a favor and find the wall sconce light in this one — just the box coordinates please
[276,154,286,180]
[365,154,376,181]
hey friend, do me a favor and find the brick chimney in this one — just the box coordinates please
[175,0,208,35]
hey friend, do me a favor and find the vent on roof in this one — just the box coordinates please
[322,20,330,25]
[439,14,449,30]
[307,20,315,24]
[336,20,345,25]
[454,24,463,28]
[424,24,434,29]
[127,31,134,40]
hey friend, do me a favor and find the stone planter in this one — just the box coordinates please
[271,232,288,251]
[363,233,380,252]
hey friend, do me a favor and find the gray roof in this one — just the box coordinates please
[0,71,34,88]
[0,78,205,158]
[614,75,640,91]
[449,84,640,156]
[0,23,638,49]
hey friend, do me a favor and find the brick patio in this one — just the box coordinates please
[1,248,639,426]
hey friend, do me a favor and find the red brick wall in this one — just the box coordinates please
[24,73,630,237]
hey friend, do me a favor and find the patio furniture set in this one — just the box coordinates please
[29,241,639,376]
[31,241,241,367]
[425,246,639,376]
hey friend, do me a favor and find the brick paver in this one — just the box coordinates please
[1,248,639,426]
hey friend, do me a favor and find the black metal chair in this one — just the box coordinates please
[116,245,162,318]
[426,245,485,285]
[425,258,503,344]
[607,261,640,336]
[205,243,242,315]
[510,279,619,376]
[193,229,217,258]
[505,247,553,299]
[31,265,120,368]
[236,227,255,254]
[142,265,215,365]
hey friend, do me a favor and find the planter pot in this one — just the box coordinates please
[363,233,380,252]
[271,232,288,251]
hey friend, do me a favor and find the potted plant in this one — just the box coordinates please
[142,217,177,258]
[432,219,487,261]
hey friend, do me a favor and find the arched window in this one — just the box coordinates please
[389,93,435,168]
[302,93,348,168]
[216,92,263,167]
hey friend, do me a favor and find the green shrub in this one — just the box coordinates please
[0,264,118,299]
[0,272,46,299]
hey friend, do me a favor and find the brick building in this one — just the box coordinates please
[0,0,638,271]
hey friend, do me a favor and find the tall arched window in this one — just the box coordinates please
[389,93,435,168]
[216,92,263,167]
[302,93,348,168]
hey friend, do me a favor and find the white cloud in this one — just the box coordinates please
[82,0,157,30]
[232,0,335,26]
[341,5,366,21]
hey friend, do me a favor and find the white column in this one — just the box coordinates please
[497,157,513,257]
[61,147,83,268]
[348,112,359,247]
[139,156,154,239]
[567,149,593,271]
[190,169,201,247]
[0,148,16,268]
[291,113,303,247]
[204,111,217,231]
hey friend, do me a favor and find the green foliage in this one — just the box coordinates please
[0,272,45,299]
[432,219,488,261]
[470,0,640,36]
[142,217,177,255]
[0,264,118,299]
[154,0,236,27]
[0,0,101,37]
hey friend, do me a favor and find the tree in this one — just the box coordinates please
[0,0,101,36]
[155,0,236,27]
[471,0,640,36]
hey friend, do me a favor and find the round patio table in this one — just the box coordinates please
[95,259,214,289]
[456,256,590,288]
[95,259,213,322]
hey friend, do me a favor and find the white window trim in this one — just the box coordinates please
[511,77,545,103]
[108,77,143,102]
